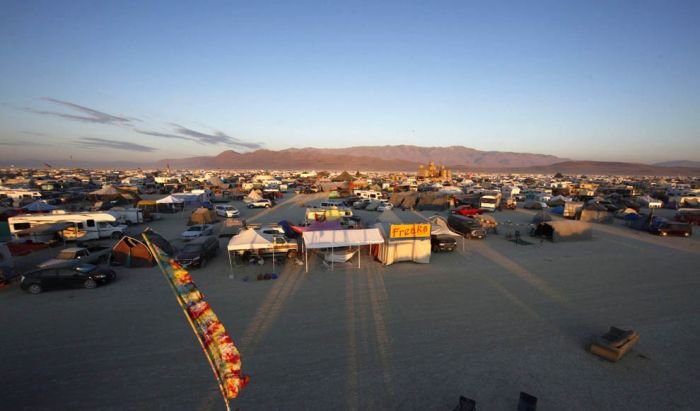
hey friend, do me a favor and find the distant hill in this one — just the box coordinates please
[512,161,700,176]
[156,145,567,170]
[654,160,700,168]
[312,145,566,168]
[157,149,420,171]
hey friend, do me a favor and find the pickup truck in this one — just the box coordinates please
[38,246,112,268]
[240,234,299,260]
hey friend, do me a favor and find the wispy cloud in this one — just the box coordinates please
[136,124,262,150]
[134,129,192,141]
[19,97,135,125]
[20,131,46,136]
[0,140,29,146]
[75,137,156,152]
[10,97,261,151]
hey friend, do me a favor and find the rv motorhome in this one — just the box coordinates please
[8,211,127,242]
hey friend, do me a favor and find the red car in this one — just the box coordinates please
[452,205,483,216]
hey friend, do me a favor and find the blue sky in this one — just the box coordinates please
[1,0,699,165]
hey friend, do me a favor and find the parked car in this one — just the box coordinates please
[452,205,484,216]
[181,224,214,239]
[649,219,692,237]
[247,199,272,208]
[174,235,219,268]
[377,201,393,212]
[447,214,487,239]
[20,264,116,294]
[215,204,240,218]
[431,235,457,252]
[353,198,371,209]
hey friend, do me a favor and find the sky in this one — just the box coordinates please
[1,0,699,165]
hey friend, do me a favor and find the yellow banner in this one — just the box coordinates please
[389,223,431,239]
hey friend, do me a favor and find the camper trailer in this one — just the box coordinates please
[106,208,144,225]
[8,211,127,242]
[479,193,502,212]
[353,190,383,200]
[0,188,42,206]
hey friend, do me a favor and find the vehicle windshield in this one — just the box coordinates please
[182,244,203,253]
[189,226,203,232]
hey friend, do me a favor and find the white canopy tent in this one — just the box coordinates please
[302,228,384,272]
[156,195,185,213]
[156,195,185,204]
[226,228,273,277]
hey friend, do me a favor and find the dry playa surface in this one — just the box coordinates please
[1,193,699,410]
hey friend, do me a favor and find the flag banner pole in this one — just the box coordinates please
[142,231,248,409]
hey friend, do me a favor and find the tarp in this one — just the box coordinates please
[533,220,593,242]
[550,205,565,215]
[427,215,462,237]
[22,200,57,212]
[580,208,613,224]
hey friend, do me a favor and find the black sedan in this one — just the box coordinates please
[20,264,116,294]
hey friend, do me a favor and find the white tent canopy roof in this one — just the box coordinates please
[227,228,272,251]
[427,215,462,237]
[156,195,185,204]
[302,228,384,249]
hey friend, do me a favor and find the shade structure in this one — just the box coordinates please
[302,228,384,272]
[89,185,122,197]
[302,228,383,249]
[156,195,185,204]
[22,200,57,212]
[226,228,273,277]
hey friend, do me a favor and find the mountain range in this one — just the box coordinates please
[158,145,567,170]
[4,145,700,175]
[156,146,700,175]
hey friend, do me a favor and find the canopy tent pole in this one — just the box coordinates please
[358,244,361,269]
[227,250,234,279]
[305,244,308,273]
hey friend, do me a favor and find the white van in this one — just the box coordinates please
[215,204,240,218]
